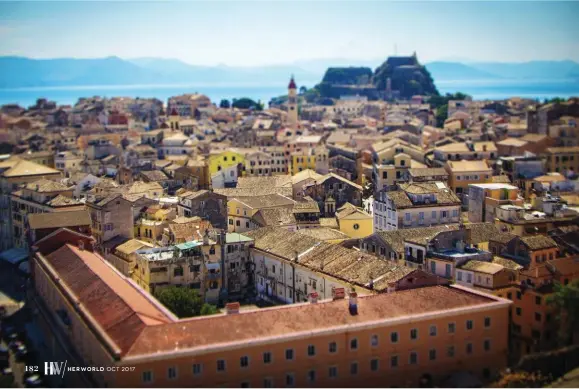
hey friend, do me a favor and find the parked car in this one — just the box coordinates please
[15,344,28,361]
[0,367,14,386]
[24,374,44,388]
[1,367,13,377]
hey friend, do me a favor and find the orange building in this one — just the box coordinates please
[492,256,579,360]
[31,229,512,388]
[486,233,579,360]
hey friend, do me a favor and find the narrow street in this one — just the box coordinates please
[0,261,46,388]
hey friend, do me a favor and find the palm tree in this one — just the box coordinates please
[547,279,579,346]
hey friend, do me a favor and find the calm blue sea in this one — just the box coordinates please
[0,79,578,107]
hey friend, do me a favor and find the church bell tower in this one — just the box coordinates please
[287,75,298,130]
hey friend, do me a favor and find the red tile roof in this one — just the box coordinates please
[40,244,174,356]
[125,285,497,358]
[37,231,507,362]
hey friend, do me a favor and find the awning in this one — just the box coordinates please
[0,247,28,265]
[206,262,221,271]
[176,241,202,251]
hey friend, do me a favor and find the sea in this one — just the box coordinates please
[0,78,578,107]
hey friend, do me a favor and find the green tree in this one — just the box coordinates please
[299,86,307,94]
[154,286,218,318]
[436,104,449,127]
[232,97,261,110]
[428,92,471,126]
[547,279,579,346]
[219,99,230,109]
[543,97,566,104]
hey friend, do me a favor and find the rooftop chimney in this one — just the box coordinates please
[332,287,345,300]
[349,290,358,315]
[225,302,240,315]
[309,292,319,304]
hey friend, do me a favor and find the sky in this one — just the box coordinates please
[0,1,578,66]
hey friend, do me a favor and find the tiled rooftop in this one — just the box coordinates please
[126,285,497,358]
[40,244,174,356]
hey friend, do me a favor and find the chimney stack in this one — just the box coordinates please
[309,292,319,304]
[225,302,240,315]
[349,290,358,315]
[332,287,345,300]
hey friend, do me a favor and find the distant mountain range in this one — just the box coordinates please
[0,56,578,89]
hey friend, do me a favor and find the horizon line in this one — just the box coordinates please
[0,54,578,68]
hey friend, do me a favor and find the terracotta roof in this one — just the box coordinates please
[93,193,124,207]
[28,210,91,230]
[521,235,558,250]
[492,256,523,271]
[128,181,163,195]
[465,223,502,244]
[387,183,460,209]
[253,208,297,227]
[39,244,174,356]
[293,197,320,213]
[234,194,295,210]
[140,170,169,182]
[169,220,214,242]
[115,239,154,255]
[297,227,349,241]
[125,285,495,357]
[319,217,339,229]
[489,232,517,244]
[47,194,82,207]
[497,138,527,147]
[243,227,320,259]
[446,160,491,173]
[408,168,448,178]
[182,189,217,201]
[236,175,292,189]
[214,186,293,198]
[376,225,460,253]
[291,169,323,184]
[315,173,363,190]
[24,178,70,192]
[0,158,60,178]
[336,202,371,219]
[459,260,504,274]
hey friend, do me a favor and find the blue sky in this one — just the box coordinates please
[0,1,578,66]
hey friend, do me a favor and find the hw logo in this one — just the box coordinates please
[45,361,67,377]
